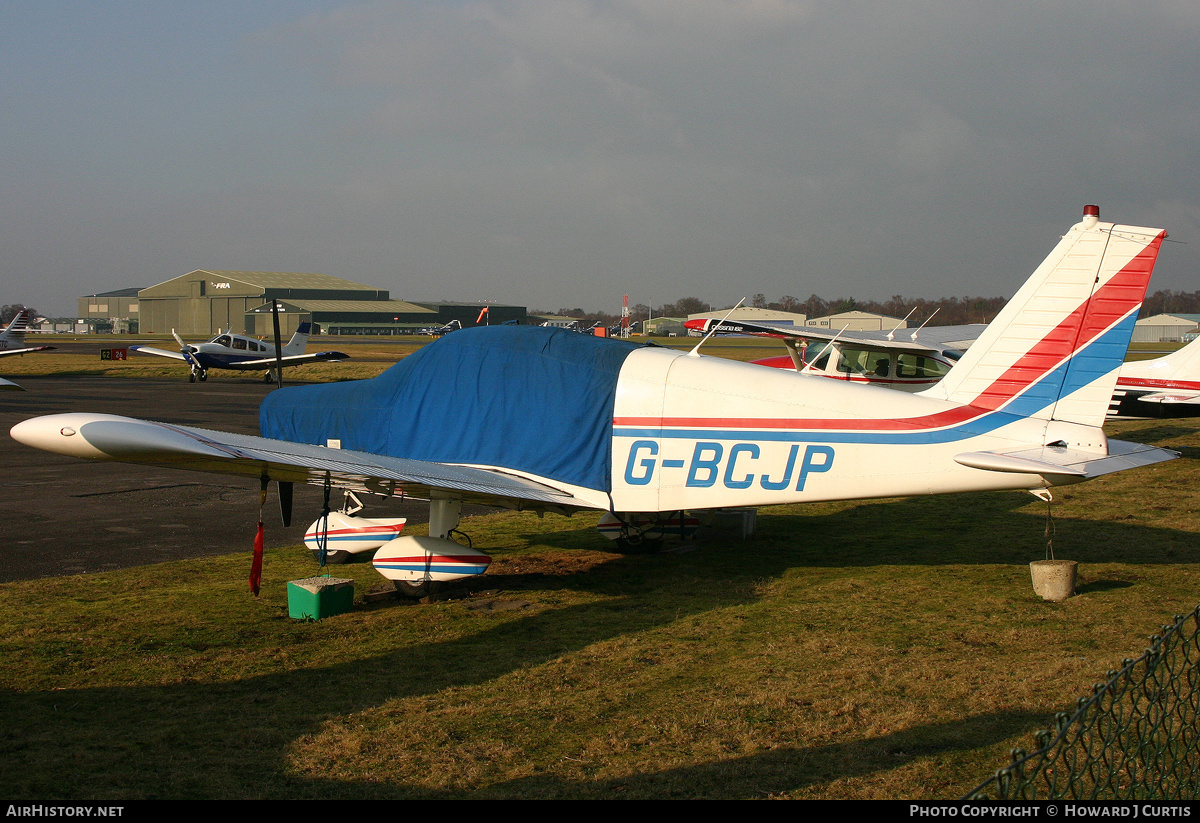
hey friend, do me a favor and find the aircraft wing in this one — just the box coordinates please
[128,345,189,361]
[689,318,984,355]
[220,351,350,370]
[0,345,55,357]
[9,413,583,512]
[0,377,23,391]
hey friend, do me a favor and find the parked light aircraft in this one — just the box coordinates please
[1109,336,1200,418]
[128,322,348,383]
[690,287,1200,421]
[0,309,55,391]
[684,315,983,392]
[9,207,1178,593]
[420,320,463,336]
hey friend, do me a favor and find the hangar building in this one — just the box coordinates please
[134,270,527,337]
[139,270,390,336]
[78,288,143,333]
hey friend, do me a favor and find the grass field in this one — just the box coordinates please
[1,342,1197,799]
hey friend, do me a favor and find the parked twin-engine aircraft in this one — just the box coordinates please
[129,322,348,383]
[0,309,55,391]
[9,207,1178,593]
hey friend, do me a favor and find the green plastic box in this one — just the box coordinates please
[287,576,354,620]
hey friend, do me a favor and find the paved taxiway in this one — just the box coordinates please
[0,375,442,582]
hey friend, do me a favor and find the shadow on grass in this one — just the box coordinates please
[293,710,1049,799]
[4,466,1199,798]
[2,547,793,798]
[0,569,1051,799]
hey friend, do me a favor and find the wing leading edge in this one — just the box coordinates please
[10,413,584,512]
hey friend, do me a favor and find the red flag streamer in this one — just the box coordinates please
[250,484,267,596]
[250,521,264,596]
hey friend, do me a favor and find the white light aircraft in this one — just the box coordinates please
[684,315,983,392]
[129,322,348,383]
[420,320,462,336]
[0,309,55,391]
[10,208,1177,593]
[689,314,1200,420]
[1109,336,1200,418]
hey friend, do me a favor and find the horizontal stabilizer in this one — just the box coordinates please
[1137,392,1200,405]
[955,439,1176,481]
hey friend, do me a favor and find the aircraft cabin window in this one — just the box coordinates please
[806,351,831,372]
[215,336,232,347]
[896,354,951,379]
[233,338,247,350]
[835,348,872,375]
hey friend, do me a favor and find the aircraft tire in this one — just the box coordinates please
[613,536,664,554]
[188,373,196,383]
[393,579,440,599]
[198,372,207,382]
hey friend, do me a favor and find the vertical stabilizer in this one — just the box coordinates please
[0,309,31,344]
[922,207,1165,428]
[283,322,313,355]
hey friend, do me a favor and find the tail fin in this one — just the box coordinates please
[922,206,1165,428]
[283,322,312,355]
[0,309,30,344]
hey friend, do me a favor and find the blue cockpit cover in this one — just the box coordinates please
[259,326,645,492]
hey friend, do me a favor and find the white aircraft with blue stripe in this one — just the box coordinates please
[9,207,1177,593]
[128,322,348,383]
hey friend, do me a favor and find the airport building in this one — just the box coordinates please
[805,310,907,331]
[115,270,526,337]
[77,288,143,333]
[1131,313,1200,343]
[687,308,808,327]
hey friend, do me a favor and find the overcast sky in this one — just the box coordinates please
[3,0,1198,318]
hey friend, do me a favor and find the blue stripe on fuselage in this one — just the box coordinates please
[613,314,1135,446]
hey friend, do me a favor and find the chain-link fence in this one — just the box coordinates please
[965,604,1200,800]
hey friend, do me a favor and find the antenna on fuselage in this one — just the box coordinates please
[687,298,745,357]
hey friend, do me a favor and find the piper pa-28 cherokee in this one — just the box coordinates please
[129,322,348,383]
[0,309,55,391]
[10,207,1178,594]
